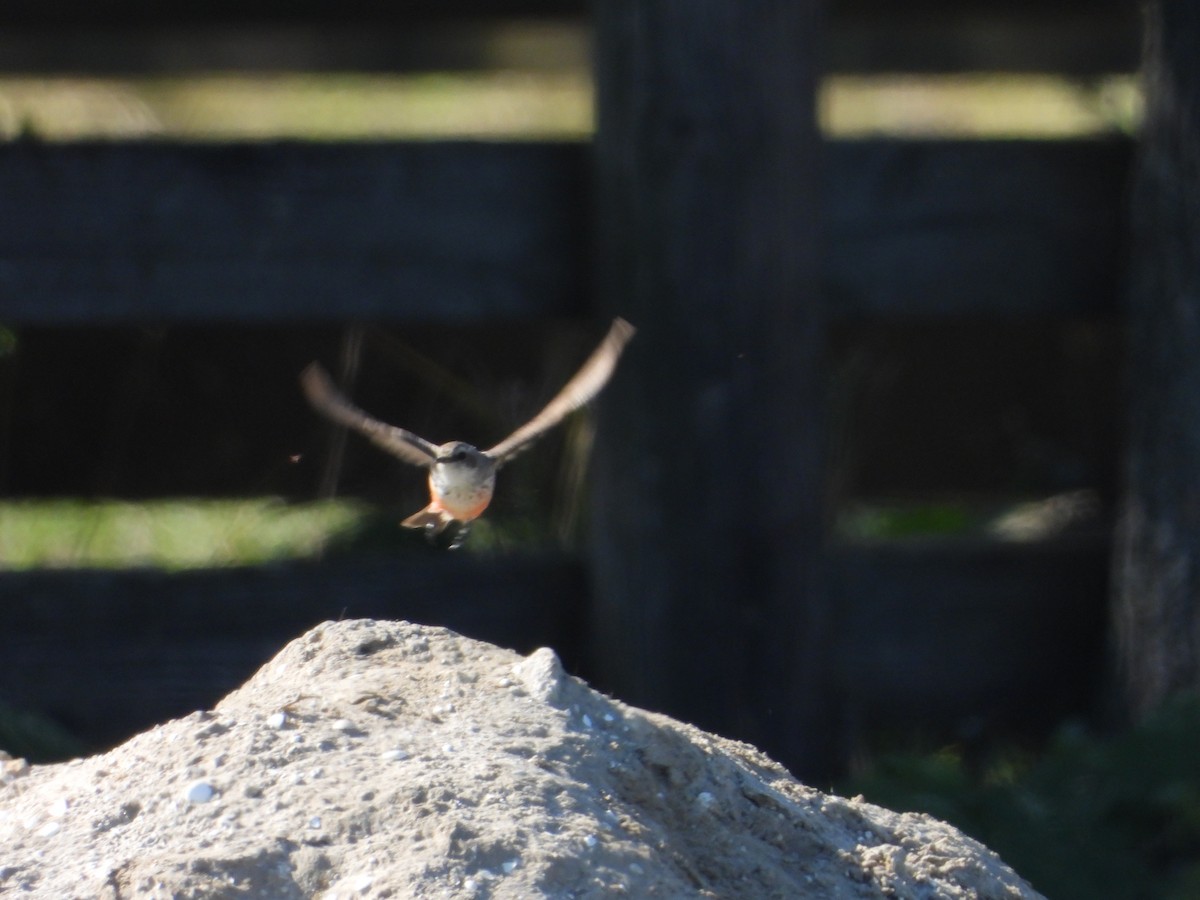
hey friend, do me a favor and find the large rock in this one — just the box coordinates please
[0,620,1043,898]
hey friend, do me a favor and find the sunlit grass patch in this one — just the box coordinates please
[0,72,593,141]
[837,500,978,542]
[0,498,371,570]
[821,73,1141,138]
[0,71,1140,141]
[837,490,1103,543]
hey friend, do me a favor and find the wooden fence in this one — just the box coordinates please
[0,1,1138,777]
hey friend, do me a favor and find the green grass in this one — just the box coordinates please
[822,73,1141,138]
[0,72,593,141]
[840,698,1200,900]
[0,498,371,570]
[0,72,1139,141]
[837,501,978,541]
[0,498,570,569]
[835,490,1102,542]
[0,700,89,763]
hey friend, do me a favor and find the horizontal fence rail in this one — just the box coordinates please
[0,142,589,324]
[0,4,1136,75]
[829,538,1109,733]
[0,139,1129,324]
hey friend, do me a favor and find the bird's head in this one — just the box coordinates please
[434,442,483,468]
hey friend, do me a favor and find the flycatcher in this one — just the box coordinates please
[301,318,635,546]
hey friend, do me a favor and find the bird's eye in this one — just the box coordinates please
[453,449,466,461]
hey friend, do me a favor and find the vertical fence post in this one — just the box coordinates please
[1114,2,1200,719]
[589,1,831,776]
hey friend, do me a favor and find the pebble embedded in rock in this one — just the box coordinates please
[184,780,216,804]
[36,821,61,838]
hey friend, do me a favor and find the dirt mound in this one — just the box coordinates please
[1,619,1043,898]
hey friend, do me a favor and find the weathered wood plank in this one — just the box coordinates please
[1113,0,1200,719]
[0,2,1136,77]
[829,538,1109,738]
[0,554,586,750]
[0,22,589,75]
[591,1,830,777]
[0,0,1129,30]
[825,139,1132,318]
[828,6,1137,75]
[0,140,1129,325]
[0,1,586,28]
[0,141,587,324]
[0,10,1135,76]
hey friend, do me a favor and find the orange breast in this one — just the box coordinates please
[428,475,493,522]
[430,496,491,522]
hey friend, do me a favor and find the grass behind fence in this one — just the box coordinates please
[840,698,1200,900]
[0,492,1102,571]
[0,73,1139,141]
[0,498,569,568]
[0,498,369,570]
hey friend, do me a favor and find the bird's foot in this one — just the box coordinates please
[447,521,471,550]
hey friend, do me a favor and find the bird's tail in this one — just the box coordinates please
[401,505,457,534]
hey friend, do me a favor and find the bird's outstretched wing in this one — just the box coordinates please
[485,318,636,466]
[300,363,439,468]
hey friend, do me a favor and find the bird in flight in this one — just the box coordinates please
[300,318,635,547]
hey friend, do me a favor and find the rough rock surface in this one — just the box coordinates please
[1,619,1044,898]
